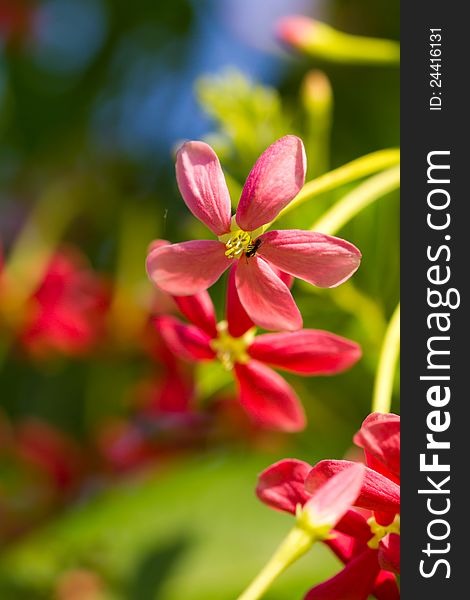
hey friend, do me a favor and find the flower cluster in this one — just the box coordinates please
[147,135,362,432]
[257,412,400,599]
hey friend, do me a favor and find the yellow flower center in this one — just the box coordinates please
[209,321,255,371]
[367,514,400,549]
[218,217,264,260]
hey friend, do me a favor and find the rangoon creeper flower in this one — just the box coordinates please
[256,413,400,599]
[155,266,361,432]
[146,136,361,331]
[18,250,110,357]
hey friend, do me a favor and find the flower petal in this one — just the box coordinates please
[175,141,232,235]
[335,509,373,542]
[156,316,215,361]
[305,460,400,514]
[235,257,302,331]
[325,532,365,564]
[373,570,400,600]
[234,361,306,431]
[353,413,400,481]
[378,533,400,575]
[173,291,217,338]
[303,463,365,529]
[258,230,361,288]
[146,240,230,295]
[236,136,306,231]
[256,458,312,514]
[304,549,380,600]
[226,265,255,337]
[249,330,361,375]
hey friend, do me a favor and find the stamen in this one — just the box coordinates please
[209,321,256,371]
[367,514,400,549]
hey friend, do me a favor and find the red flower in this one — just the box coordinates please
[155,266,361,432]
[257,413,400,599]
[19,249,110,357]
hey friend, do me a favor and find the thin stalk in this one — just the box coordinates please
[272,148,400,224]
[305,21,400,65]
[372,304,400,414]
[310,165,400,235]
[236,525,314,600]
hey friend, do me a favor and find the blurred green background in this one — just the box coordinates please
[0,0,399,598]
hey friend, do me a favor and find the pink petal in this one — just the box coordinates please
[156,316,215,361]
[304,549,380,600]
[256,458,312,514]
[226,265,255,337]
[175,141,232,235]
[173,291,217,338]
[305,460,400,515]
[354,413,400,481]
[236,136,306,231]
[303,463,365,529]
[378,534,400,575]
[258,230,361,288]
[373,570,400,600]
[235,257,302,331]
[146,240,230,295]
[249,330,361,375]
[234,361,306,431]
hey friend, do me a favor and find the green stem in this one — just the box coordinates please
[372,304,400,414]
[236,525,314,600]
[302,21,400,65]
[272,148,399,224]
[310,165,400,235]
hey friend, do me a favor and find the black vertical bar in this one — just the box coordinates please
[401,3,467,597]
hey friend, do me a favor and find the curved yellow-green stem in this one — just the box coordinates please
[236,525,314,600]
[372,304,400,414]
[310,165,400,235]
[273,148,400,224]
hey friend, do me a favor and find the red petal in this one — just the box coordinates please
[354,413,400,481]
[325,532,365,564]
[173,291,217,338]
[249,330,361,375]
[256,458,312,514]
[226,265,255,337]
[303,463,365,529]
[234,361,306,431]
[304,549,380,600]
[335,509,373,542]
[156,316,215,361]
[305,460,400,515]
[378,534,400,575]
[373,570,400,600]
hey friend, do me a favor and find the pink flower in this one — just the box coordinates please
[146,136,361,331]
[19,249,110,357]
[256,412,400,599]
[155,267,361,432]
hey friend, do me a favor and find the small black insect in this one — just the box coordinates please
[245,238,262,259]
